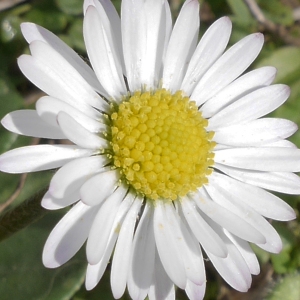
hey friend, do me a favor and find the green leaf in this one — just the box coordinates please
[0,73,24,119]
[266,272,300,300]
[0,15,22,43]
[255,47,300,85]
[25,7,68,33]
[257,0,294,26]
[68,19,85,53]
[226,0,253,24]
[55,0,83,16]
[0,211,86,300]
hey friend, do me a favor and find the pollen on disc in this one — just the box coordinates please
[110,89,215,201]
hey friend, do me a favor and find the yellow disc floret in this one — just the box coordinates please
[110,89,215,201]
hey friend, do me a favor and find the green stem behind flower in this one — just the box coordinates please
[0,188,48,242]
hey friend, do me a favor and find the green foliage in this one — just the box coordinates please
[266,272,300,300]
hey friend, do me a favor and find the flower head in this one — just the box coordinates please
[1,0,300,299]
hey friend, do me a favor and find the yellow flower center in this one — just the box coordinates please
[110,89,215,201]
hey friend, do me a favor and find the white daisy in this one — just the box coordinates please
[0,0,300,299]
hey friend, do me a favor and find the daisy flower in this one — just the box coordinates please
[1,0,300,299]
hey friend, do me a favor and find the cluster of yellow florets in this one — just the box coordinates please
[110,89,215,201]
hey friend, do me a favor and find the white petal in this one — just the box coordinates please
[208,84,290,130]
[1,110,66,139]
[266,139,297,148]
[215,163,300,195]
[20,22,106,94]
[192,189,266,244]
[180,196,228,258]
[41,190,79,210]
[163,0,199,92]
[169,203,205,286]
[84,6,126,99]
[203,218,252,292]
[139,0,166,88]
[162,0,172,61]
[181,17,232,95]
[80,169,119,206]
[213,118,297,146]
[214,147,300,172]
[92,0,124,72]
[49,155,108,199]
[85,190,136,290]
[86,189,135,265]
[121,0,145,91]
[36,96,106,133]
[206,177,283,253]
[128,202,155,300]
[210,171,296,221]
[153,200,186,289]
[224,231,260,275]
[18,42,109,112]
[42,201,98,268]
[86,186,127,264]
[201,66,277,118]
[191,33,264,105]
[0,145,93,173]
[57,112,107,149]
[185,280,206,300]
[28,40,109,111]
[111,196,143,299]
[148,249,175,300]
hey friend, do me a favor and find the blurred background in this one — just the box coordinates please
[0,0,300,299]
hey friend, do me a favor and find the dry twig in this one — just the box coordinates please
[244,0,300,47]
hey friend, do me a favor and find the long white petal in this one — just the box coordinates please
[17,54,103,115]
[215,163,300,194]
[84,6,126,99]
[20,22,106,94]
[201,66,276,118]
[128,202,155,300]
[140,0,166,88]
[213,118,297,146]
[57,111,107,149]
[85,192,133,289]
[214,147,300,172]
[148,249,175,300]
[181,17,232,95]
[0,145,94,173]
[121,0,145,91]
[111,196,143,299]
[86,190,135,266]
[185,280,206,300]
[191,33,264,105]
[210,172,295,221]
[92,0,125,72]
[167,203,205,286]
[193,189,266,244]
[86,187,127,265]
[49,155,108,199]
[26,41,109,111]
[153,200,186,289]
[224,231,260,275]
[36,96,106,133]
[206,178,282,253]
[163,0,199,92]
[42,201,98,268]
[203,218,252,292]
[1,110,66,139]
[180,196,228,258]
[41,190,79,210]
[208,84,290,130]
[80,169,119,206]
